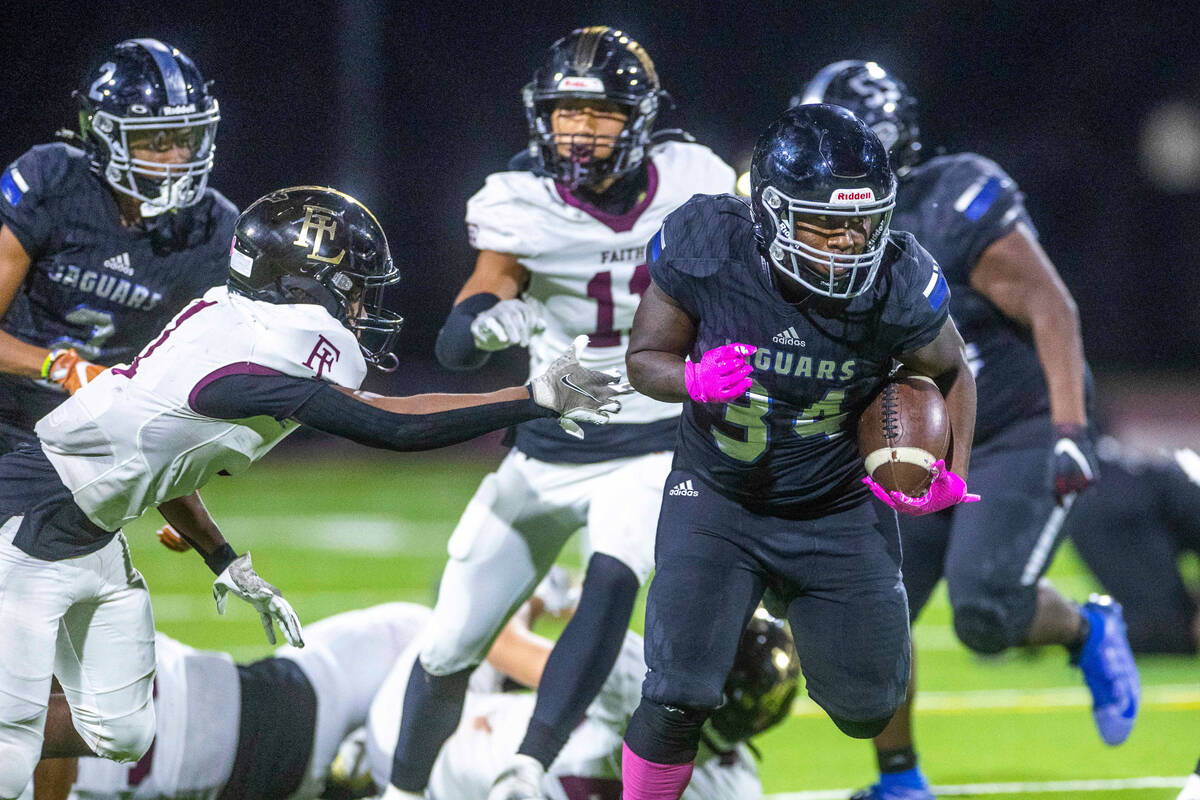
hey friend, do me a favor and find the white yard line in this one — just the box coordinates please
[765,775,1187,798]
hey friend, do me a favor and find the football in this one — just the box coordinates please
[858,373,951,496]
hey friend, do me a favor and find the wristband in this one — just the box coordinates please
[203,542,238,575]
[41,348,68,380]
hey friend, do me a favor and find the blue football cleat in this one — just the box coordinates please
[849,769,935,800]
[1073,595,1140,746]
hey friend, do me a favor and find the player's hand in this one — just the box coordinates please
[470,298,544,351]
[45,348,106,395]
[684,343,756,403]
[529,335,632,439]
[212,552,304,647]
[156,525,192,552]
[1049,422,1098,504]
[863,459,980,516]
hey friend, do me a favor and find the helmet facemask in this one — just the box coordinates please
[83,102,219,217]
[758,183,895,300]
[526,90,657,189]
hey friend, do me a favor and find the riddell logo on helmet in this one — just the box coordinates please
[829,188,875,204]
[161,103,198,116]
[558,76,605,93]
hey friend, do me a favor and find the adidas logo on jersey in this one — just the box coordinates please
[103,252,134,277]
[772,326,805,347]
[668,479,699,497]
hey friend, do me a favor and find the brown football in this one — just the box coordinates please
[857,374,951,497]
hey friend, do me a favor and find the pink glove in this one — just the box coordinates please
[863,459,981,516]
[684,343,756,403]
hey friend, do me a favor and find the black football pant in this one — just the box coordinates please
[1067,453,1200,654]
[639,470,910,731]
[900,414,1072,653]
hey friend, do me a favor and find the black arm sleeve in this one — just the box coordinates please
[434,292,500,371]
[291,382,556,452]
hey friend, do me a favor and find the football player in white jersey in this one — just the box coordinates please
[384,28,735,800]
[0,186,628,800]
[368,608,798,800]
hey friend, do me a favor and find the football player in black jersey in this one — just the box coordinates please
[799,61,1141,800]
[1067,440,1200,655]
[0,38,236,453]
[618,105,979,800]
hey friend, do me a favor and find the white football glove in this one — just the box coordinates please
[470,298,544,351]
[528,335,632,439]
[213,552,304,647]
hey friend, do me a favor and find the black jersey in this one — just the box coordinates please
[648,194,949,516]
[0,142,236,433]
[891,153,1093,444]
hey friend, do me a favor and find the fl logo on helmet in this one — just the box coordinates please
[293,205,346,265]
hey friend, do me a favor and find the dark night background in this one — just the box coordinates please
[4,1,1199,439]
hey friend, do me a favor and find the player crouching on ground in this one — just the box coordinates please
[0,186,628,800]
[618,105,979,800]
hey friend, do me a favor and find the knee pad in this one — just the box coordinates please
[0,747,37,800]
[624,700,709,765]
[952,601,1011,655]
[829,713,893,740]
[85,701,155,763]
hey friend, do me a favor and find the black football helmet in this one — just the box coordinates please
[227,187,403,370]
[750,104,896,300]
[794,61,921,177]
[523,26,664,188]
[76,38,219,217]
[709,608,802,743]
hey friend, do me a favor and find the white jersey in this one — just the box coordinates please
[70,603,431,800]
[367,632,761,800]
[466,139,735,426]
[36,286,366,531]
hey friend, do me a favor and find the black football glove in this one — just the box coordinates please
[1049,422,1099,505]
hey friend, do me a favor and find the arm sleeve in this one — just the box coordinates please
[192,371,554,452]
[292,382,553,452]
[433,292,499,371]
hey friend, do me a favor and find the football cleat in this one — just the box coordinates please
[1072,594,1141,746]
[487,754,546,800]
[849,780,935,800]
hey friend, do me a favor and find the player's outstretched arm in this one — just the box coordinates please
[293,337,629,450]
[157,492,304,647]
[435,249,538,369]
[898,316,977,477]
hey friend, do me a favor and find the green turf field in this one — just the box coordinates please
[125,448,1198,799]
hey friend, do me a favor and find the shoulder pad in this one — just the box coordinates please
[885,231,948,311]
[8,143,90,203]
[916,152,1019,220]
[650,193,750,278]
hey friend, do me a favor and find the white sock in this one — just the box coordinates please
[380,785,425,800]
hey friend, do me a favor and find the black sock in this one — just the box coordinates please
[390,662,473,791]
[517,553,639,768]
[877,746,918,774]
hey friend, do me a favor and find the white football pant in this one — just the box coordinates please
[419,449,671,675]
[0,517,155,800]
